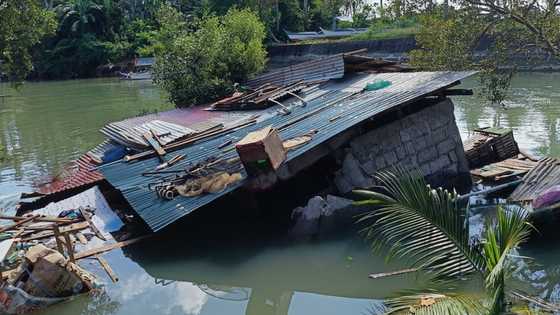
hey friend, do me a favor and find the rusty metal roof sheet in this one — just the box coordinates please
[99,71,476,232]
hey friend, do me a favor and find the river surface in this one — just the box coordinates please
[1,74,560,315]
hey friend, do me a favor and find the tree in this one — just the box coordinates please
[55,0,106,36]
[0,0,56,82]
[409,2,560,105]
[353,170,533,314]
[152,6,267,107]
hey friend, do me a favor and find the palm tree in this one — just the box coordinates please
[55,0,105,35]
[353,169,532,314]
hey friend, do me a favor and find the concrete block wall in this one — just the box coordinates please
[334,98,470,193]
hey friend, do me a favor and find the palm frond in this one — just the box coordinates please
[353,169,485,281]
[482,206,533,314]
[383,292,487,315]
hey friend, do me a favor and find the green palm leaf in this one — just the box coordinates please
[353,169,535,315]
[355,169,485,281]
[383,293,487,315]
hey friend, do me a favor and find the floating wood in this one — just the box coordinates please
[457,179,522,201]
[95,254,119,283]
[470,156,538,182]
[369,268,418,279]
[75,235,149,260]
[79,208,106,241]
[464,127,520,169]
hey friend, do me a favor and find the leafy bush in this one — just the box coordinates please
[153,6,267,107]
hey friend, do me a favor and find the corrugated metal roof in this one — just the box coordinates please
[99,71,476,232]
[509,157,560,202]
[245,54,346,88]
[36,154,104,195]
[100,120,195,149]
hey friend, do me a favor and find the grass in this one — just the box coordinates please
[350,25,418,41]
[287,18,419,45]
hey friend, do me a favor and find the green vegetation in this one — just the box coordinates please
[0,0,379,83]
[409,3,560,104]
[351,16,418,40]
[354,170,533,314]
[3,0,560,106]
[0,0,56,82]
[152,6,267,107]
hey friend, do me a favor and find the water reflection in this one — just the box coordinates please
[2,73,560,314]
[453,72,560,157]
[0,78,168,184]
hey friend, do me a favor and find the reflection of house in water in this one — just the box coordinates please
[119,214,416,315]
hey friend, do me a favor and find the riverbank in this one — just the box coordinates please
[266,38,560,71]
[2,73,560,314]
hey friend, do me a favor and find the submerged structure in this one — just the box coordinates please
[21,49,476,232]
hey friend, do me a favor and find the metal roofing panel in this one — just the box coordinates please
[100,119,195,149]
[100,71,476,231]
[245,54,345,88]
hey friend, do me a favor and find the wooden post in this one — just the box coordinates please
[52,225,65,257]
[62,232,75,263]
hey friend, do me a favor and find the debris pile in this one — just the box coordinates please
[210,81,308,111]
[464,127,520,169]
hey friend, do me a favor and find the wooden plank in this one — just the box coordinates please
[75,235,149,260]
[143,132,166,157]
[0,215,38,233]
[79,208,106,241]
[95,254,119,283]
[369,268,418,279]
[53,225,65,257]
[22,221,89,241]
[0,215,76,224]
[59,221,90,234]
[63,232,75,262]
[76,232,88,245]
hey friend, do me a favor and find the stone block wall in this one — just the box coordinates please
[334,98,470,193]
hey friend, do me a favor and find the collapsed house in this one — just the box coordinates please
[16,49,477,233]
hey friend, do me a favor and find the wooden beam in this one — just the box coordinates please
[22,221,89,242]
[75,235,149,260]
[79,208,106,241]
[0,215,38,233]
[95,254,119,283]
[0,215,76,224]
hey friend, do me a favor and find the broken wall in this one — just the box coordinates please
[334,98,470,193]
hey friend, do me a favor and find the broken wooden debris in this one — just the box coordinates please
[123,119,255,162]
[74,235,149,260]
[464,127,520,169]
[470,156,539,182]
[95,254,119,283]
[209,81,308,111]
[368,268,418,279]
[509,157,560,203]
[457,179,522,201]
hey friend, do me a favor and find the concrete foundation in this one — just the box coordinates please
[334,98,470,193]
